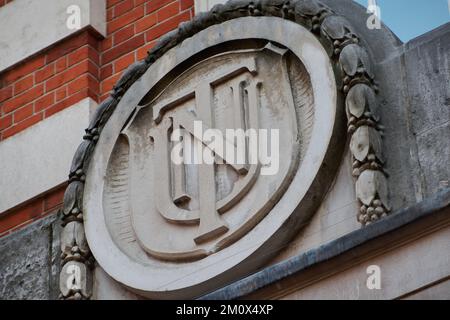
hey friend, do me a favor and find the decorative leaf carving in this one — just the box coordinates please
[356,170,388,206]
[350,126,383,163]
[62,181,83,217]
[61,221,89,256]
[147,29,180,63]
[294,0,328,17]
[346,83,378,120]
[260,0,285,17]
[113,60,149,98]
[339,44,373,78]
[85,97,118,138]
[69,140,94,178]
[293,0,331,31]
[321,15,355,40]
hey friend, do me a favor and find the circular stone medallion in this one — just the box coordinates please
[84,17,342,299]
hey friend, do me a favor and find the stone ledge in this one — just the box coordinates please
[0,98,96,214]
[200,187,450,299]
[0,0,106,72]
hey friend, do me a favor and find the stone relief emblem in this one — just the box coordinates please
[59,0,389,300]
[105,44,302,263]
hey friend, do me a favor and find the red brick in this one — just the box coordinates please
[135,0,146,5]
[55,86,67,102]
[2,113,43,139]
[21,200,44,220]
[3,55,45,85]
[68,46,100,66]
[45,60,98,92]
[146,0,173,13]
[107,0,122,8]
[0,187,67,235]
[157,1,180,22]
[44,89,94,118]
[68,74,99,96]
[180,0,193,11]
[46,31,97,63]
[100,64,113,80]
[3,84,44,113]
[137,41,156,60]
[113,24,135,45]
[0,210,29,235]
[55,57,68,73]
[146,11,190,41]
[135,13,157,33]
[114,52,135,72]
[35,63,55,83]
[107,7,114,21]
[89,46,101,66]
[107,5,144,34]
[0,199,44,234]
[113,0,134,18]
[99,93,110,102]
[13,75,34,95]
[88,60,99,79]
[102,34,145,64]
[44,186,66,211]
[100,37,113,52]
[0,114,12,130]
[101,74,121,95]
[0,86,13,103]
[13,103,34,123]
[35,92,55,112]
[68,76,85,95]
[90,76,100,96]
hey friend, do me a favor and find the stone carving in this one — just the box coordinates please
[59,0,389,299]
[112,44,302,264]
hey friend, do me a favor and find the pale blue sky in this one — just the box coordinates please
[354,0,449,42]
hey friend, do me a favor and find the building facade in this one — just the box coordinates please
[0,0,449,299]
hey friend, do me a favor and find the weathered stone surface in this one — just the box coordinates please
[375,55,418,209]
[404,25,450,198]
[0,213,61,300]
[416,123,450,196]
[93,266,143,300]
[375,23,450,210]
[259,0,449,284]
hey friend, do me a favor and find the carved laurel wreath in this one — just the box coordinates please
[59,0,389,300]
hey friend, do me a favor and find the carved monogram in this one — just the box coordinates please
[108,44,302,262]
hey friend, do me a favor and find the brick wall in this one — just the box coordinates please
[100,0,193,101]
[0,185,66,237]
[0,0,13,8]
[0,31,100,140]
[0,0,195,236]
